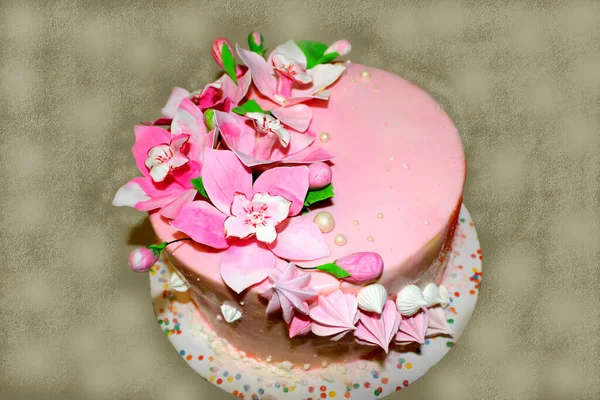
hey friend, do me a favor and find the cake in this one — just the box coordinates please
[114,32,464,370]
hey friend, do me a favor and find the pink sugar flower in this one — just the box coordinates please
[171,149,330,294]
[288,314,312,338]
[214,110,332,168]
[261,263,318,323]
[236,40,347,107]
[113,98,211,219]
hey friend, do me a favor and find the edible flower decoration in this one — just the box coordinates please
[260,263,318,324]
[236,39,350,107]
[214,108,331,168]
[112,98,210,219]
[170,148,330,294]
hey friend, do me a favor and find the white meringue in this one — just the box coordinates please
[357,284,388,314]
[220,301,242,323]
[395,284,427,316]
[423,283,444,307]
[438,284,450,308]
[169,271,190,292]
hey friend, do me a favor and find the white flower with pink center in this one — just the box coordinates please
[225,192,291,244]
[271,53,313,84]
[245,112,291,148]
[144,135,190,182]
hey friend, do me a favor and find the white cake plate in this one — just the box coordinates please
[149,204,482,400]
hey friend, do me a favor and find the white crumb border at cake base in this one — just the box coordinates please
[149,204,482,400]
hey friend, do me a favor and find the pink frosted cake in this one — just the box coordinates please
[114,32,464,369]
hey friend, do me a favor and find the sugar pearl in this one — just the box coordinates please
[377,213,384,219]
[373,85,379,90]
[353,220,359,226]
[367,236,374,242]
[314,212,335,233]
[319,132,331,143]
[334,234,347,246]
[360,70,370,78]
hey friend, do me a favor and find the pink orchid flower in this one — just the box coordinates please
[236,40,347,108]
[170,148,330,294]
[214,110,332,168]
[159,70,252,122]
[112,98,210,219]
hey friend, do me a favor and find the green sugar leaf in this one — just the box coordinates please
[147,242,167,256]
[303,184,334,207]
[315,262,351,279]
[318,51,339,65]
[221,43,238,85]
[190,177,209,199]
[232,99,269,116]
[295,40,328,69]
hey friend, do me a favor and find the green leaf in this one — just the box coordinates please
[248,32,265,56]
[295,40,328,69]
[190,177,209,199]
[303,184,334,207]
[318,51,339,65]
[221,43,238,85]
[315,262,351,279]
[204,108,215,130]
[146,242,167,256]
[232,100,270,116]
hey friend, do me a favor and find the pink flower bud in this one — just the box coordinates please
[211,37,235,68]
[308,162,333,189]
[250,31,263,47]
[325,40,351,56]
[336,252,383,284]
[128,247,159,272]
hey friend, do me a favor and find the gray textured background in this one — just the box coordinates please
[1,0,599,399]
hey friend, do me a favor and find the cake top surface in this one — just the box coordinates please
[149,61,465,294]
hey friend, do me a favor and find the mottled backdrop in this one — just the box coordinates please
[1,0,599,399]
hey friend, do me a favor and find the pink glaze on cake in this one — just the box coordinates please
[150,62,465,364]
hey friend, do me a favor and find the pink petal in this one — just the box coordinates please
[202,148,253,216]
[170,201,229,249]
[271,104,313,132]
[282,146,334,164]
[161,87,190,118]
[283,91,330,107]
[311,323,351,338]
[171,98,205,138]
[292,64,346,98]
[269,215,330,261]
[112,178,151,208]
[253,166,309,216]
[220,239,275,293]
[269,130,315,161]
[132,125,172,178]
[214,110,257,156]
[265,291,281,314]
[288,314,312,338]
[230,192,251,216]
[236,44,278,103]
[268,40,307,68]
[159,188,197,219]
[220,70,252,105]
[117,176,184,211]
